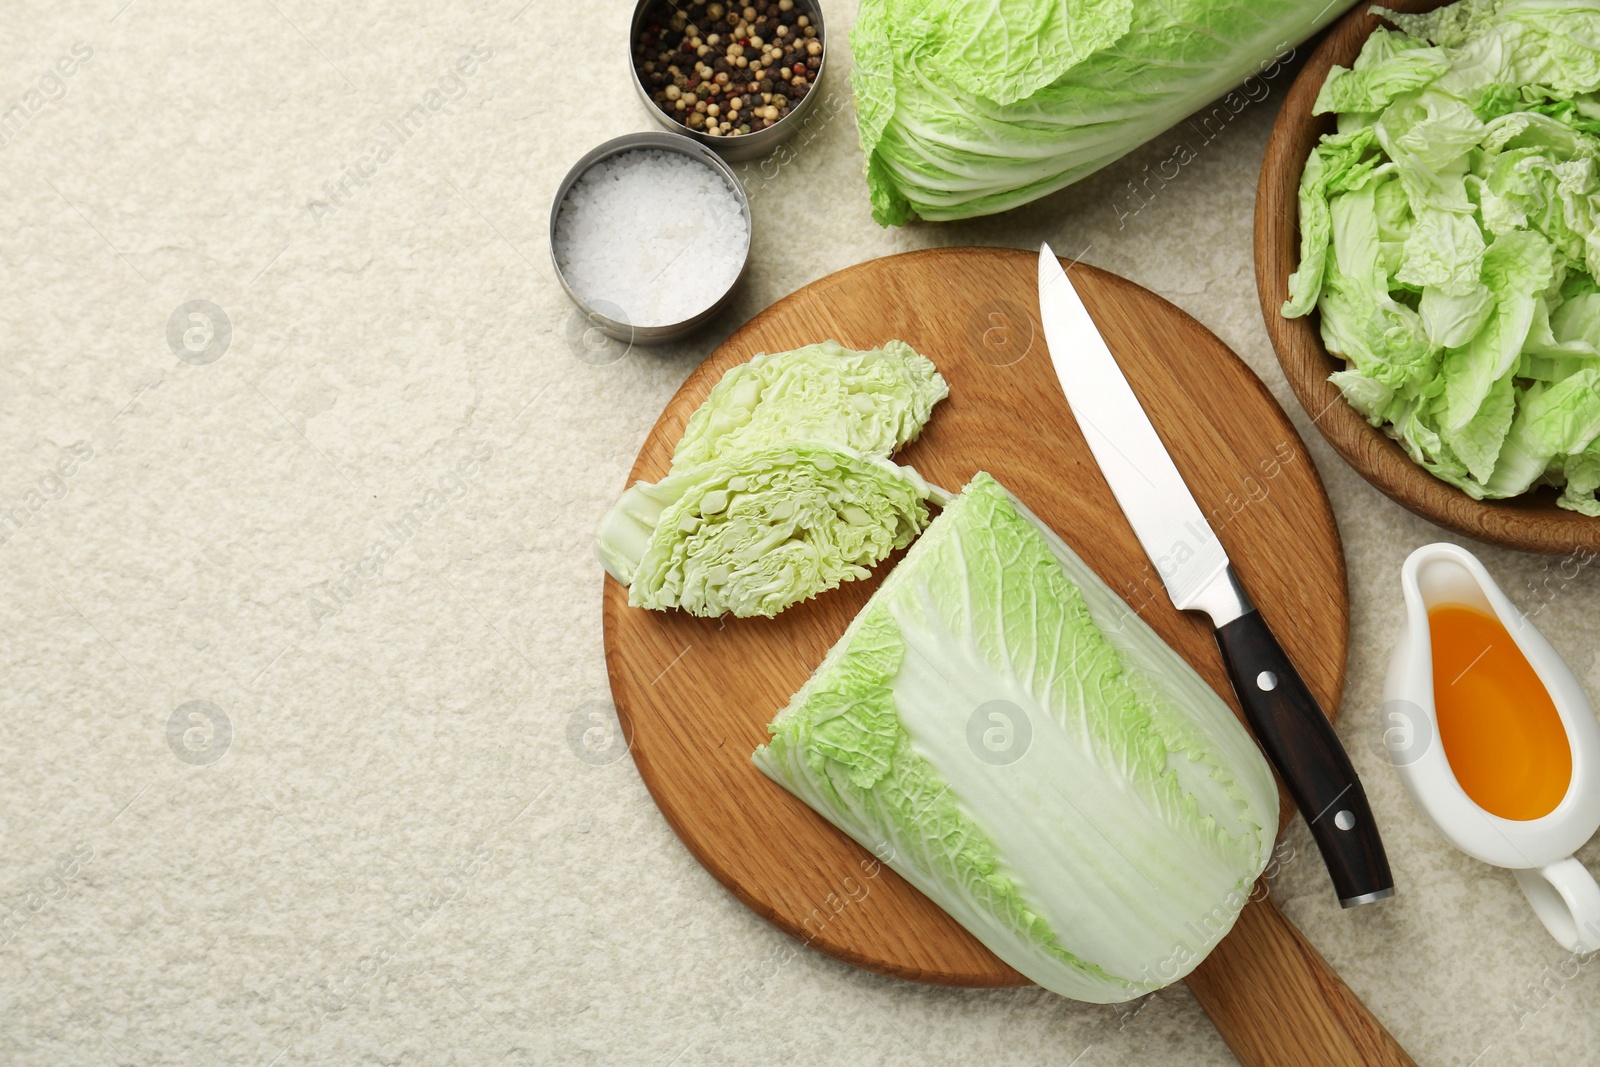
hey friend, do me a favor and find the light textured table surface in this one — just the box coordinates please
[5,2,1600,1064]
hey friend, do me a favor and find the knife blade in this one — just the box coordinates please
[1036,243,1394,908]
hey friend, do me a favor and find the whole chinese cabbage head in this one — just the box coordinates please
[852,0,1355,224]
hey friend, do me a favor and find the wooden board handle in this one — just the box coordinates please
[1186,889,1414,1067]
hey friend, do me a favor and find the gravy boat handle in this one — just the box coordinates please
[1513,858,1600,953]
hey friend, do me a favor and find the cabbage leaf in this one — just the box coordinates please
[672,340,947,469]
[597,341,949,617]
[598,443,939,618]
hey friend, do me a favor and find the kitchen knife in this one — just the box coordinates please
[1036,243,1394,908]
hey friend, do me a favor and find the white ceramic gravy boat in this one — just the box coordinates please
[1386,542,1600,952]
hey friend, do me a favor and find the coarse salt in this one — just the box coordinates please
[554,149,748,329]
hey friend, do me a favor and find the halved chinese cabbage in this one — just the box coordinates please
[753,473,1279,1002]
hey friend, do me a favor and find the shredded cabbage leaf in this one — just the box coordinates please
[754,473,1279,1001]
[1285,0,1600,513]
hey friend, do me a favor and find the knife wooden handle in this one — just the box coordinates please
[1216,609,1395,906]
[1187,889,1416,1067]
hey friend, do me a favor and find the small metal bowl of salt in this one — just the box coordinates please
[549,132,751,345]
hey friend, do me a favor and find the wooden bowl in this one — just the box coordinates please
[1255,0,1600,555]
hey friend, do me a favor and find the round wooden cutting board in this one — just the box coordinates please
[603,248,1411,1067]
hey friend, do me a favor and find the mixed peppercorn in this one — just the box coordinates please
[634,0,822,138]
